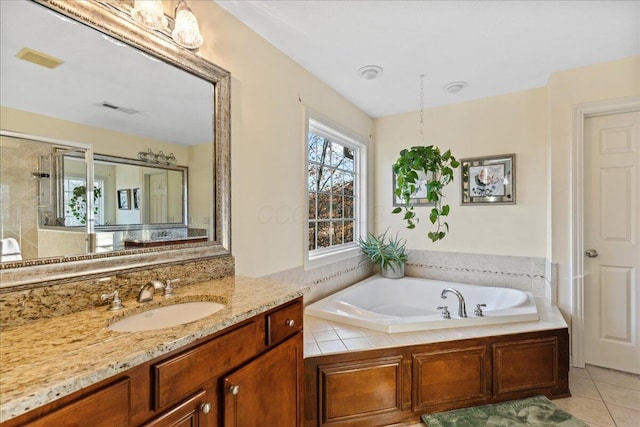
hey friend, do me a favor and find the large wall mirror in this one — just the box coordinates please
[0,0,231,290]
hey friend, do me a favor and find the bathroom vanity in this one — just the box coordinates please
[0,277,306,427]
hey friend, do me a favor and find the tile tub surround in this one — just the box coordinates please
[0,276,308,422]
[0,255,235,330]
[304,297,566,357]
[263,253,374,304]
[405,250,552,300]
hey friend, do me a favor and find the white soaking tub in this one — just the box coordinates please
[305,275,539,333]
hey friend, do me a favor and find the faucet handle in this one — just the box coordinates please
[101,290,124,311]
[149,280,165,290]
[437,306,451,319]
[474,304,487,317]
[164,279,180,297]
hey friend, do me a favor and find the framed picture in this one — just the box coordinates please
[133,188,141,210]
[117,189,131,210]
[460,154,515,205]
[392,167,434,206]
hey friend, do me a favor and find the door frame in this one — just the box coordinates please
[570,95,640,368]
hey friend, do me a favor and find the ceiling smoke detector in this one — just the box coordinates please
[358,65,383,80]
[443,81,468,93]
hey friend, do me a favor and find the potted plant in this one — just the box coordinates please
[67,185,101,225]
[357,230,408,279]
[392,145,460,242]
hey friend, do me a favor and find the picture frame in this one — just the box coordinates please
[117,189,131,210]
[133,188,141,210]
[460,154,515,205]
[392,166,434,206]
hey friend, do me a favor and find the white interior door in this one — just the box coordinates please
[148,173,168,223]
[584,110,640,374]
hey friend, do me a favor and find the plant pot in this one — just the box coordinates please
[381,263,405,279]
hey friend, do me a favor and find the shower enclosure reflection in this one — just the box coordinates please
[0,131,201,260]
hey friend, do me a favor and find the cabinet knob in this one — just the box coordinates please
[229,385,240,395]
[200,402,211,414]
[285,319,295,327]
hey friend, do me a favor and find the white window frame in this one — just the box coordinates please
[63,176,105,226]
[304,111,368,270]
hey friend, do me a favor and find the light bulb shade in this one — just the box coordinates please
[172,1,203,49]
[131,0,167,30]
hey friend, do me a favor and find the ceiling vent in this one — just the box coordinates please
[15,47,64,69]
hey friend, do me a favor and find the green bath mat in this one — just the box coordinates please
[421,395,589,427]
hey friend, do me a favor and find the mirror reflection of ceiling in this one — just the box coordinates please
[0,0,214,146]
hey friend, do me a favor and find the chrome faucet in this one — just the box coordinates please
[440,287,467,318]
[137,280,165,303]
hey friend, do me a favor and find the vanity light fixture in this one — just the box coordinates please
[358,65,383,80]
[443,81,468,94]
[131,0,167,30]
[137,148,177,165]
[128,0,203,50]
[172,0,203,49]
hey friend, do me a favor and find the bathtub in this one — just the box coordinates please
[305,275,539,333]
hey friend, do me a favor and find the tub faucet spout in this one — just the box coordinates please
[440,288,467,318]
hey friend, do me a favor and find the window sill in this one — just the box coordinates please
[305,245,361,271]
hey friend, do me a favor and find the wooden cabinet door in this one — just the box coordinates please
[493,336,559,399]
[26,378,130,427]
[223,333,302,427]
[413,345,491,413]
[142,389,209,427]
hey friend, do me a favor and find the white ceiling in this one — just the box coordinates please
[0,0,214,146]
[215,0,640,118]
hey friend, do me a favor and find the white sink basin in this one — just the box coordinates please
[108,301,225,332]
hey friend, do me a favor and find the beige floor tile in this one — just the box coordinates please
[571,366,591,379]
[554,395,615,427]
[587,365,640,391]
[606,403,640,427]
[595,381,640,411]
[570,372,602,400]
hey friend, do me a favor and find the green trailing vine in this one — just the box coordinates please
[392,145,460,242]
[67,185,101,225]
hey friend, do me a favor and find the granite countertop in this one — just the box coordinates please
[0,276,307,422]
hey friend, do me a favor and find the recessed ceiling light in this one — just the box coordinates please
[358,65,383,80]
[444,81,468,93]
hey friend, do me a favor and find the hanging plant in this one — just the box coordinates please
[392,145,459,242]
[67,185,101,225]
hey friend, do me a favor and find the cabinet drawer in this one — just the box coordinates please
[153,321,259,410]
[266,300,302,346]
[27,378,130,427]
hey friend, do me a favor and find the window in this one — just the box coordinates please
[63,177,104,226]
[306,115,367,266]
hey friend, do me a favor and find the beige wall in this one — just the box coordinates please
[374,87,548,257]
[548,56,640,319]
[190,2,373,277]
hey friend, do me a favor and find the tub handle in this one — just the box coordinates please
[437,306,451,319]
[474,304,487,317]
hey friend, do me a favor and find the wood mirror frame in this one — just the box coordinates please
[0,0,230,291]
